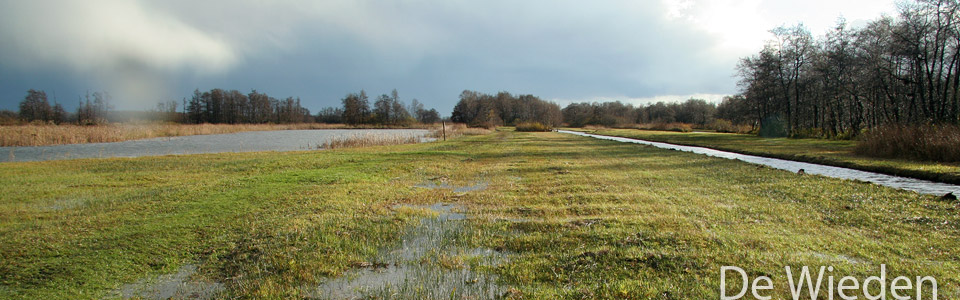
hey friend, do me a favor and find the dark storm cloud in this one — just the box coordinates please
[0,0,787,112]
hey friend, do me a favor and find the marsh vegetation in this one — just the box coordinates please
[2,130,959,298]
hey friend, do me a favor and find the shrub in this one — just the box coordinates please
[707,119,736,133]
[855,124,960,162]
[707,119,754,134]
[515,122,553,132]
[759,116,787,138]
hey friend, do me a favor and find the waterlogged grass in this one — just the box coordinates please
[569,127,960,185]
[1,131,959,298]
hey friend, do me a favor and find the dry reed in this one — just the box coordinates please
[0,123,431,147]
[706,119,754,134]
[427,123,492,139]
[855,124,960,162]
[319,133,423,149]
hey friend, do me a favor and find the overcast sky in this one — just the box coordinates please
[0,0,898,114]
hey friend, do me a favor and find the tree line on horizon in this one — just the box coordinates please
[733,0,960,137]
[2,89,113,125]
[450,90,563,127]
[181,88,442,125]
[181,89,312,124]
[316,89,442,125]
[3,88,444,126]
[561,98,722,128]
[3,87,743,131]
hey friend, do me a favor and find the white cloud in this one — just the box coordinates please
[661,0,898,57]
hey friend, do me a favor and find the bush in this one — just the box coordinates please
[855,124,960,162]
[759,116,787,138]
[515,122,553,132]
[707,119,754,134]
[707,119,736,133]
[0,110,19,126]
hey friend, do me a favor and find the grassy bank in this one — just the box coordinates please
[0,123,436,147]
[568,127,960,185]
[1,131,958,298]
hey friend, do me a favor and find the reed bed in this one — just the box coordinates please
[0,123,431,147]
[319,133,424,149]
[855,124,960,162]
[428,123,492,139]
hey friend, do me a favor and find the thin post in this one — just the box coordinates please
[441,121,447,141]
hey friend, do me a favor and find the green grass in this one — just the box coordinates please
[1,131,958,298]
[568,127,960,185]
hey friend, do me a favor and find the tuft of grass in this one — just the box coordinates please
[515,122,553,132]
[856,124,960,162]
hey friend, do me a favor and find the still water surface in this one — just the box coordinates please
[1,129,430,162]
[560,130,960,196]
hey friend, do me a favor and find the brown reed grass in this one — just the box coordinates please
[319,133,424,149]
[427,123,493,139]
[855,124,960,162]
[0,123,432,147]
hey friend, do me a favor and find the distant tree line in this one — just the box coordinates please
[562,99,718,127]
[451,90,562,127]
[184,89,311,124]
[9,89,110,125]
[7,88,444,126]
[315,89,441,125]
[734,0,960,137]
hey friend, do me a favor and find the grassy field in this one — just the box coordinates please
[1,130,958,298]
[568,127,960,185]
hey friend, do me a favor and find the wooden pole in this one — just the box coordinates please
[441,121,447,141]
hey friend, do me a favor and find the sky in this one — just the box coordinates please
[0,0,899,115]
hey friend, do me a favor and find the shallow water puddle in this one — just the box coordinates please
[307,203,508,299]
[414,181,489,193]
[106,264,223,299]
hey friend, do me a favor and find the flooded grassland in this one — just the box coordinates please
[1,131,959,298]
